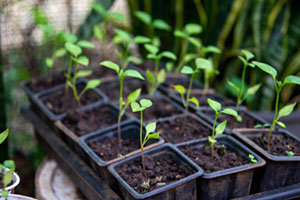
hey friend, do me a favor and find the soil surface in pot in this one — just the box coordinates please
[130,96,182,121]
[251,133,300,156]
[62,105,119,136]
[98,79,147,101]
[89,137,148,161]
[27,71,66,93]
[41,83,101,115]
[179,144,249,173]
[157,115,210,144]
[116,153,193,194]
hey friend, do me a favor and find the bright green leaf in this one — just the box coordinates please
[253,61,277,79]
[227,80,240,93]
[146,122,156,134]
[77,70,93,78]
[0,129,9,144]
[127,56,142,65]
[4,160,15,170]
[114,29,131,43]
[188,97,199,109]
[166,62,174,72]
[65,42,82,57]
[146,69,155,83]
[153,19,171,31]
[277,103,297,119]
[63,33,78,43]
[46,58,54,68]
[135,11,152,25]
[184,23,202,35]
[242,50,254,61]
[133,36,151,44]
[100,61,120,73]
[93,25,104,40]
[147,132,160,139]
[181,66,194,74]
[157,69,166,84]
[124,69,144,80]
[140,99,152,108]
[222,108,238,117]
[174,30,188,38]
[3,170,13,188]
[86,79,102,89]
[127,88,141,103]
[54,48,67,58]
[161,51,177,60]
[246,84,261,96]
[77,56,89,66]
[173,85,185,95]
[77,40,95,49]
[276,121,286,128]
[216,120,227,136]
[131,102,141,112]
[203,46,221,54]
[284,75,300,85]
[286,151,294,156]
[208,136,217,144]
[187,37,201,48]
[195,58,212,70]
[144,44,159,54]
[238,56,247,66]
[207,98,221,112]
[109,12,126,21]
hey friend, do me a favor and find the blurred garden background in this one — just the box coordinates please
[0,0,300,196]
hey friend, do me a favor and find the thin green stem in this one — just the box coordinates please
[186,73,195,109]
[140,110,147,179]
[211,112,219,159]
[176,39,188,73]
[236,64,247,110]
[118,77,124,149]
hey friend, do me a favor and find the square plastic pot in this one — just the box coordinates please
[32,78,107,128]
[176,135,266,200]
[232,129,300,193]
[79,119,164,189]
[108,144,204,200]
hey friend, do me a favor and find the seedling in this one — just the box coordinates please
[91,2,127,48]
[0,129,16,198]
[227,50,261,110]
[207,98,238,158]
[135,11,171,45]
[131,99,159,183]
[144,43,177,95]
[286,151,294,157]
[64,41,102,106]
[253,61,300,152]
[100,61,144,149]
[248,154,258,163]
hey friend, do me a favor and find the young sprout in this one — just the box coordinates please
[113,29,150,69]
[286,151,294,157]
[144,44,177,95]
[64,42,102,106]
[135,11,171,46]
[227,50,261,110]
[91,2,127,47]
[207,98,238,159]
[100,61,144,149]
[248,154,258,163]
[0,129,15,198]
[131,99,159,183]
[253,61,300,152]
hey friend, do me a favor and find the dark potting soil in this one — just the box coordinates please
[157,116,211,144]
[27,71,66,93]
[98,79,147,101]
[89,137,142,161]
[130,97,182,122]
[251,133,300,156]
[179,144,249,173]
[62,106,118,136]
[116,153,193,194]
[41,83,101,115]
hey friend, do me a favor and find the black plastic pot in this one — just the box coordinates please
[108,143,204,200]
[79,119,164,189]
[176,135,266,200]
[32,78,106,127]
[196,108,268,134]
[54,102,131,156]
[232,129,300,193]
[156,113,213,144]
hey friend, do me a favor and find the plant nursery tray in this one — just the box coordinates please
[21,105,122,200]
[21,105,300,200]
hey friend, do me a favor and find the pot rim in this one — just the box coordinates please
[1,169,20,192]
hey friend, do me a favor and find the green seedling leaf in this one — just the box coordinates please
[114,29,131,43]
[152,36,161,47]
[133,36,151,44]
[208,136,217,144]
[86,79,102,89]
[109,12,126,21]
[207,98,221,112]
[46,58,54,68]
[91,2,107,15]
[135,11,152,25]
[184,23,202,35]
[4,160,15,170]
[144,44,159,54]
[216,120,227,136]
[77,40,95,49]
[246,84,261,96]
[146,122,156,134]
[174,30,188,38]
[147,54,157,60]
[196,58,211,70]
[127,56,142,65]
[238,56,247,66]
[187,37,201,48]
[183,54,196,63]
[276,121,286,128]
[248,154,257,163]
[173,85,185,95]
[227,80,240,93]
[252,61,277,79]
[147,132,159,139]
[124,69,144,80]
[166,62,174,72]
[278,103,297,119]
[181,66,194,74]
[157,69,166,84]
[65,42,82,57]
[63,33,78,43]
[153,19,171,31]
[146,70,155,83]
[188,97,199,109]
[222,108,238,117]
[77,56,89,66]
[127,88,141,103]
[254,123,270,129]
[77,70,92,78]
[286,151,294,156]
[284,75,300,85]
[0,129,9,144]
[54,48,67,58]
[242,50,254,61]
[3,169,13,188]
[202,46,221,54]
[248,63,255,68]
[100,61,120,73]
[93,25,104,40]
[161,51,177,60]
[140,99,153,108]
[1,190,9,197]
[130,102,141,112]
